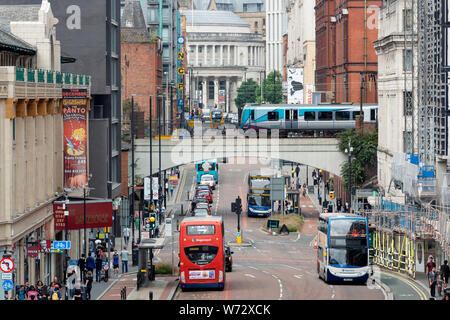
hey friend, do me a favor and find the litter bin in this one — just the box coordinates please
[132,248,139,266]
[147,264,155,281]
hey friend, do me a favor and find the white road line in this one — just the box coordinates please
[294,275,303,279]
[244,274,256,279]
[330,285,335,299]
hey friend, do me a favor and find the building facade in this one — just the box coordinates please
[315,0,381,103]
[286,0,316,104]
[121,0,163,120]
[266,0,287,73]
[0,1,91,290]
[185,9,265,112]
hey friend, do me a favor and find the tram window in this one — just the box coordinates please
[335,111,350,121]
[293,110,298,120]
[250,109,255,121]
[352,111,361,120]
[318,111,333,121]
[285,110,290,120]
[304,112,315,121]
[371,109,376,121]
[268,111,279,121]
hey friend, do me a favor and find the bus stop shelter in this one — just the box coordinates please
[137,238,165,287]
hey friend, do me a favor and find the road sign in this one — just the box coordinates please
[329,192,335,200]
[144,177,151,201]
[0,258,14,273]
[1,273,12,280]
[2,280,13,291]
[177,67,185,75]
[177,52,185,59]
[270,177,285,201]
[178,83,184,90]
[177,36,185,44]
[165,218,172,237]
[178,99,184,107]
[52,241,71,250]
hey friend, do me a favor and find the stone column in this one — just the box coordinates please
[202,79,208,108]
[234,46,238,66]
[226,78,230,113]
[212,45,216,66]
[227,45,231,65]
[195,45,199,66]
[214,78,219,107]
[220,45,224,66]
[204,45,207,66]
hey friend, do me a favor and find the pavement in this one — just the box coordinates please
[85,166,188,301]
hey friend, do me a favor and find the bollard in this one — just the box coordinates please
[149,291,153,300]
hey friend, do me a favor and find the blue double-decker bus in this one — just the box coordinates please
[317,213,370,283]
[247,172,272,217]
[196,159,219,184]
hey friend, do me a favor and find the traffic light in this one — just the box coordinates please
[149,217,156,229]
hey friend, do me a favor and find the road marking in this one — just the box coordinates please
[294,275,303,279]
[271,275,283,300]
[330,284,335,299]
[380,271,428,300]
[244,274,256,278]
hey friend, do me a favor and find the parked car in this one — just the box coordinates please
[196,189,213,203]
[200,174,216,190]
[195,202,211,215]
[192,208,210,217]
[224,245,233,272]
[196,184,213,194]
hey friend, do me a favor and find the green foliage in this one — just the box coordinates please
[262,71,283,104]
[338,129,378,187]
[235,78,260,108]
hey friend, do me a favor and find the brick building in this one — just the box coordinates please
[315,0,380,104]
[121,0,163,120]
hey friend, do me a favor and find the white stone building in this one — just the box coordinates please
[374,0,416,203]
[285,0,315,103]
[266,0,287,73]
[185,9,265,112]
[0,0,91,289]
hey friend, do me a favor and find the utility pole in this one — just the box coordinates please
[131,95,135,248]
[149,96,153,213]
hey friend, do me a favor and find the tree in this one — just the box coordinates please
[235,78,260,108]
[262,71,283,104]
[338,128,378,187]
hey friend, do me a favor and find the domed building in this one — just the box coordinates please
[184,6,265,113]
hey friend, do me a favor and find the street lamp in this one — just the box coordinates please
[83,184,95,258]
[345,142,354,212]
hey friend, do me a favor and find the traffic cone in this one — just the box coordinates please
[313,238,317,249]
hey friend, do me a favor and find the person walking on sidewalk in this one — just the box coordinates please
[426,255,436,274]
[86,253,95,274]
[295,165,300,178]
[440,260,449,289]
[428,266,437,299]
[85,271,93,300]
[112,250,120,277]
[95,254,103,282]
[78,254,86,283]
[123,226,130,246]
[121,246,129,274]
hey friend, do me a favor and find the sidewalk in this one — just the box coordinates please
[89,166,188,300]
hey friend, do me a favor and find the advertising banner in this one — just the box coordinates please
[306,84,314,104]
[53,200,112,231]
[218,90,225,104]
[287,68,304,104]
[63,89,88,190]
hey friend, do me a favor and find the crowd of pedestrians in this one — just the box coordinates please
[427,255,450,300]
[14,277,64,300]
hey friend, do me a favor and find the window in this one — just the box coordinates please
[371,109,377,121]
[111,26,118,55]
[208,81,215,99]
[318,111,332,121]
[198,46,203,53]
[162,27,169,42]
[111,156,118,183]
[184,245,218,265]
[111,58,118,87]
[268,111,279,121]
[352,111,361,120]
[403,131,413,153]
[254,21,258,29]
[335,111,350,120]
[187,225,215,235]
[403,91,413,116]
[304,112,315,121]
[285,110,290,120]
[403,49,413,71]
[404,9,412,31]
[148,7,159,24]
[250,110,255,121]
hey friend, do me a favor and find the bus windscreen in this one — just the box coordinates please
[187,225,215,235]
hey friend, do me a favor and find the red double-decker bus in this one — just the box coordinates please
[179,216,225,290]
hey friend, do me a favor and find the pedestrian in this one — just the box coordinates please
[16,285,27,300]
[39,285,49,300]
[440,260,449,288]
[78,254,86,283]
[121,246,129,274]
[428,266,437,299]
[73,284,83,300]
[51,284,62,300]
[155,225,160,238]
[36,280,44,299]
[50,276,62,289]
[113,250,120,277]
[170,185,174,197]
[86,253,95,273]
[165,179,169,196]
[123,226,130,246]
[85,270,93,300]
[296,180,300,190]
[95,254,103,282]
[426,255,436,274]
[27,285,38,300]
[437,271,444,297]
[295,165,300,178]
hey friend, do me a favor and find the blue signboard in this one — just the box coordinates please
[2,280,13,291]
[52,241,71,250]
[178,99,184,107]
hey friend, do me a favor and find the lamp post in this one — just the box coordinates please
[83,185,95,258]
[149,95,153,213]
[63,195,70,300]
[345,142,354,212]
[131,95,135,248]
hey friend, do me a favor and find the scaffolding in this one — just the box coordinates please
[417,0,448,165]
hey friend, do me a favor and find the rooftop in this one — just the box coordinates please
[0,5,40,32]
[185,10,249,26]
